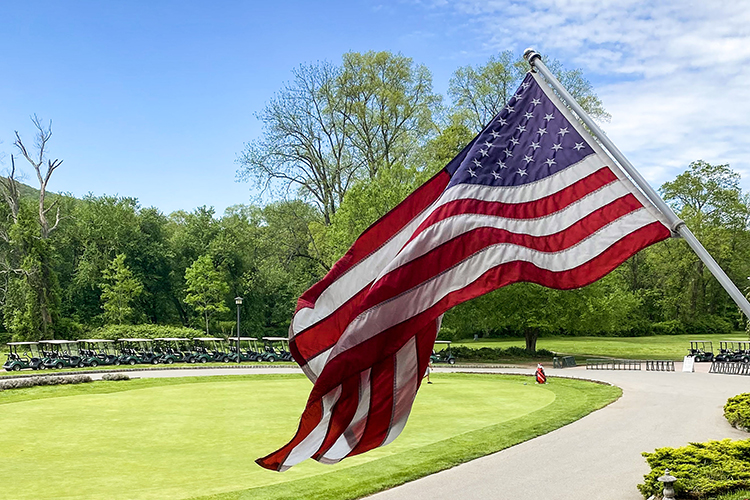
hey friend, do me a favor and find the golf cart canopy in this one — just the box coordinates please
[7,341,40,345]
[434,340,451,345]
[117,338,153,343]
[262,337,288,342]
[39,340,78,345]
[228,336,258,341]
[194,337,222,341]
[154,337,190,341]
[77,339,114,343]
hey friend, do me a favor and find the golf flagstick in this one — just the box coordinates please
[524,48,750,321]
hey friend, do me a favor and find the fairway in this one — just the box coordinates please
[0,373,618,500]
[455,332,750,360]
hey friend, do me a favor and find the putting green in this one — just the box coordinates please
[0,374,618,500]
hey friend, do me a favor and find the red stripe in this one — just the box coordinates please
[291,184,635,365]
[256,398,325,471]
[312,376,360,461]
[360,195,643,312]
[309,221,670,400]
[409,167,618,243]
[295,169,451,317]
[348,353,396,456]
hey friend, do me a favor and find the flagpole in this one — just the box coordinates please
[524,48,750,320]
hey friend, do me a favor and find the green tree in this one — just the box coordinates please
[184,254,230,334]
[100,253,143,325]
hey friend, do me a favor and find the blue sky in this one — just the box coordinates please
[2,0,749,215]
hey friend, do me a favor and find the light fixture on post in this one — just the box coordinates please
[235,297,243,364]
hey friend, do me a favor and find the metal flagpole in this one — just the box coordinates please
[523,48,750,319]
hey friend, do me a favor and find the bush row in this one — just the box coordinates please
[0,374,92,391]
[639,439,750,499]
[91,324,205,341]
[438,315,733,342]
[725,393,750,430]
[101,373,130,381]
[450,346,554,362]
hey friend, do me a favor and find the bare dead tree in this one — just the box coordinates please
[0,154,21,226]
[13,115,62,239]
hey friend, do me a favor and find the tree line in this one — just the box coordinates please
[1,51,749,349]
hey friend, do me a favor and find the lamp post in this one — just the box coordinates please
[235,297,243,364]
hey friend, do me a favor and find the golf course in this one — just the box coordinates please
[0,372,619,500]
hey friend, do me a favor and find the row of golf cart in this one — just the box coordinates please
[3,336,294,372]
[688,341,750,363]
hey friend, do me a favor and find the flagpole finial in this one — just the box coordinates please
[524,48,541,67]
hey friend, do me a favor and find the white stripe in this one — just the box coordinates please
[302,347,333,382]
[292,154,607,337]
[319,369,372,463]
[382,335,420,447]
[280,385,342,470]
[377,180,630,281]
[331,208,658,357]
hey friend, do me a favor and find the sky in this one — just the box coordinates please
[2,0,750,216]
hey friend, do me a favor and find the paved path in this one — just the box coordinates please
[57,362,750,498]
[367,363,749,500]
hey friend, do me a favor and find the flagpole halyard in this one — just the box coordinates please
[523,48,750,320]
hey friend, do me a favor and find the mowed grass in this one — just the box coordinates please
[0,373,619,500]
[454,332,750,361]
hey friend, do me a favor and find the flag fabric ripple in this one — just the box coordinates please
[256,71,671,471]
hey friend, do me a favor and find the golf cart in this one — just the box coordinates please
[227,337,261,362]
[715,341,750,363]
[688,341,714,362]
[155,338,192,364]
[41,340,83,369]
[261,337,293,362]
[79,339,119,367]
[430,340,456,365]
[3,342,44,371]
[192,337,230,363]
[116,339,160,365]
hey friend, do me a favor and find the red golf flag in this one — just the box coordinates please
[257,71,671,471]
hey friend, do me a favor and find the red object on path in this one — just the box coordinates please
[536,364,547,384]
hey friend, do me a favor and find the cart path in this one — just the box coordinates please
[80,363,748,499]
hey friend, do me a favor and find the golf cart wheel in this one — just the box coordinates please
[189,358,197,364]
[128,359,137,365]
[55,362,64,370]
[200,357,207,364]
[166,358,174,365]
[448,358,455,365]
[151,359,159,365]
[268,356,276,363]
[223,356,230,363]
[90,360,98,368]
[114,360,121,366]
[12,364,21,372]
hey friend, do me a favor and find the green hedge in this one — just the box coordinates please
[449,345,554,362]
[725,394,750,430]
[91,324,205,340]
[639,439,750,499]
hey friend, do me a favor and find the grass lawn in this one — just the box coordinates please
[454,332,750,361]
[0,373,619,500]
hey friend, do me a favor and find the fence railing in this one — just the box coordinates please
[645,360,675,372]
[709,361,750,375]
[586,358,641,370]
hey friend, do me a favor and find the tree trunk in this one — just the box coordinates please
[525,327,539,354]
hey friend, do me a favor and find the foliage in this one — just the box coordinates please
[725,393,750,430]
[101,372,130,381]
[449,345,554,362]
[639,439,750,499]
[184,254,230,333]
[99,253,144,324]
[91,324,203,340]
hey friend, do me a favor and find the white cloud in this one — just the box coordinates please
[416,0,750,191]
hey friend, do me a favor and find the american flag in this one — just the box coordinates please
[256,71,671,471]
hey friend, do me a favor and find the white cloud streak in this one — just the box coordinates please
[417,0,750,190]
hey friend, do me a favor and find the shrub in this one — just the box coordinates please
[0,374,92,391]
[725,394,750,430]
[639,439,750,499]
[92,324,204,341]
[101,373,130,381]
[449,345,554,362]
